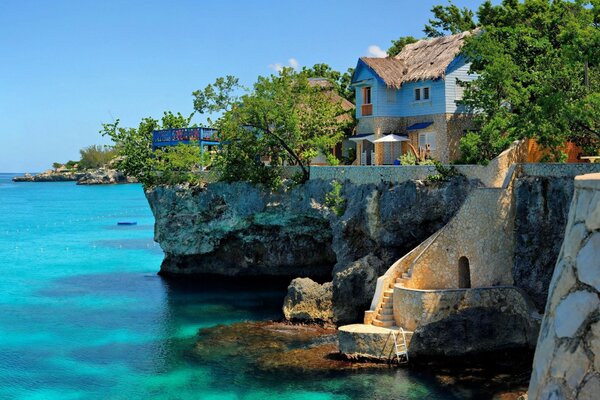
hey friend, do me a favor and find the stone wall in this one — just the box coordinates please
[408,187,515,289]
[393,286,539,356]
[528,173,600,399]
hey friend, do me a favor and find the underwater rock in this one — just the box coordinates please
[193,321,385,372]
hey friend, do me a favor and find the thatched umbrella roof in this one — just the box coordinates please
[360,30,476,89]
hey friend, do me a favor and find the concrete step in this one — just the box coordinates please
[380,308,394,316]
[396,278,408,286]
[378,313,394,322]
[381,296,392,304]
[379,304,393,313]
[383,290,394,298]
[372,319,395,328]
[402,272,409,279]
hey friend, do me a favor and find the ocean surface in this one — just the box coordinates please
[0,173,496,399]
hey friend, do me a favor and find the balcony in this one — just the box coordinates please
[361,104,373,116]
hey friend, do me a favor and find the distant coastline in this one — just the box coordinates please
[11,169,137,185]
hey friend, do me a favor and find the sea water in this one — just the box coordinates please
[0,174,470,399]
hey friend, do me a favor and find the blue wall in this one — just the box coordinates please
[353,56,478,118]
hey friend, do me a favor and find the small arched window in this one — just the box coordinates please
[458,256,471,289]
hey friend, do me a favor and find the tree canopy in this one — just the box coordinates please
[100,111,204,186]
[458,0,600,163]
[424,1,477,37]
[193,68,351,186]
[387,36,419,57]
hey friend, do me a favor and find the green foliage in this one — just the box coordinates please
[400,151,417,165]
[64,160,78,169]
[456,0,600,163]
[78,145,118,170]
[52,162,62,169]
[388,36,419,57]
[424,1,477,37]
[300,63,355,102]
[101,111,204,187]
[195,68,349,188]
[326,153,340,166]
[426,161,461,182]
[325,180,346,217]
[150,144,205,185]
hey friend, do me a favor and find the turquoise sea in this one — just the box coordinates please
[0,173,510,399]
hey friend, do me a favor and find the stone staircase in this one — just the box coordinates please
[372,267,415,327]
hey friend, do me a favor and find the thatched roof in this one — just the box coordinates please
[308,78,355,112]
[359,58,407,89]
[359,31,474,88]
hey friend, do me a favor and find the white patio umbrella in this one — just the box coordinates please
[374,134,410,164]
[349,134,376,143]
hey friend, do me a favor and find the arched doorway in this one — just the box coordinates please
[458,256,471,288]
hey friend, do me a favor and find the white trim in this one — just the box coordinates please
[414,85,432,102]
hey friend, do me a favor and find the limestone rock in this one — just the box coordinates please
[576,233,600,291]
[585,192,600,231]
[578,375,600,400]
[283,278,333,323]
[77,169,136,185]
[549,342,590,392]
[554,291,599,338]
[513,176,576,312]
[331,254,386,325]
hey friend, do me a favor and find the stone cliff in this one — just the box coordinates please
[146,177,476,323]
[146,166,590,327]
[528,173,600,399]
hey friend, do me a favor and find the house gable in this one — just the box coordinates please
[444,54,477,114]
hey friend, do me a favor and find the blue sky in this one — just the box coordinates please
[0,0,481,172]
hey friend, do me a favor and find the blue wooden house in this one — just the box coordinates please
[350,31,478,165]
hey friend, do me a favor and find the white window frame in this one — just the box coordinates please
[386,87,396,103]
[418,131,437,151]
[414,86,431,102]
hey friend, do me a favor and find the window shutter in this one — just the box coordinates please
[415,88,421,101]
[423,87,430,100]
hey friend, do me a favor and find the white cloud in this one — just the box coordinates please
[367,45,387,58]
[268,63,284,72]
[268,58,300,72]
[288,58,299,71]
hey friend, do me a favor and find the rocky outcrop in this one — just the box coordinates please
[513,176,576,312]
[332,254,386,325]
[528,173,600,399]
[404,287,540,357]
[77,169,137,185]
[12,171,84,182]
[283,278,333,323]
[12,169,135,184]
[147,181,337,279]
[146,178,476,316]
[332,176,476,268]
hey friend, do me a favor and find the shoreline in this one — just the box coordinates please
[11,169,137,185]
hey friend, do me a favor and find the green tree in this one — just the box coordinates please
[101,111,203,186]
[424,1,477,37]
[459,0,600,163]
[78,144,117,169]
[300,63,355,102]
[387,36,418,57]
[194,68,350,186]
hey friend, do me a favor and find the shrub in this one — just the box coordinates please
[325,180,346,217]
